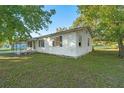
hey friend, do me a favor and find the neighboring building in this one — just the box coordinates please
[13,42,27,50]
[27,27,92,58]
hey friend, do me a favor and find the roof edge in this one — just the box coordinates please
[28,27,90,41]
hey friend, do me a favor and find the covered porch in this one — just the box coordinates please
[27,39,37,52]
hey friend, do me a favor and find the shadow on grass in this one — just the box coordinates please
[92,49,118,57]
[0,53,32,63]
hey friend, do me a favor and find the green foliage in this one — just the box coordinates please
[73,6,124,42]
[94,41,118,49]
[73,6,124,57]
[0,6,55,43]
[56,27,68,32]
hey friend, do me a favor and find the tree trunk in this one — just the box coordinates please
[92,45,95,52]
[10,43,14,51]
[118,37,124,58]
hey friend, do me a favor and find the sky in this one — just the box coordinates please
[31,5,79,37]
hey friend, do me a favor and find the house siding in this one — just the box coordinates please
[28,28,92,58]
[35,32,77,57]
[75,30,92,57]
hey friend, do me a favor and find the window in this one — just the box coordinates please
[38,40,40,47]
[88,38,90,46]
[60,36,62,47]
[27,41,32,47]
[79,42,81,47]
[78,36,82,47]
[54,36,63,47]
[39,40,44,47]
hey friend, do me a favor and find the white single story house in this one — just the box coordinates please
[27,27,92,58]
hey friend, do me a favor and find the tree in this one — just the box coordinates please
[56,27,68,32]
[0,5,55,45]
[73,6,124,57]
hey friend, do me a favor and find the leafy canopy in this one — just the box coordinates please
[73,6,124,42]
[73,6,124,57]
[0,6,55,43]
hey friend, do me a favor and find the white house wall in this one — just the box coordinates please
[35,32,78,57]
[30,30,92,58]
[75,30,92,57]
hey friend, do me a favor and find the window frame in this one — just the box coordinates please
[28,41,32,47]
[88,38,90,46]
[53,35,63,47]
[78,35,82,47]
[38,40,45,47]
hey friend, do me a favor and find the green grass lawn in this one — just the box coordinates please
[0,50,124,88]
